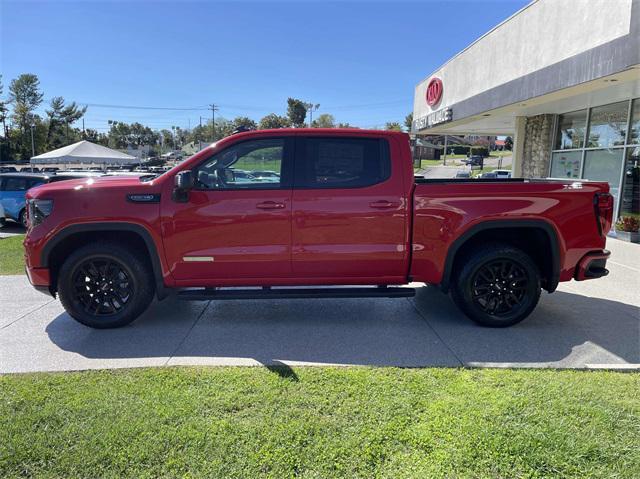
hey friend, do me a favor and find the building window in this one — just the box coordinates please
[550,151,582,178]
[550,98,640,221]
[554,109,587,149]
[621,146,640,219]
[583,149,624,200]
[586,101,628,148]
[630,99,640,145]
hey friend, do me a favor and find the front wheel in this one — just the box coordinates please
[58,242,155,328]
[451,243,541,327]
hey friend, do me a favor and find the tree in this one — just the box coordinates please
[84,129,108,146]
[231,116,257,132]
[258,113,290,130]
[337,122,353,128]
[287,98,307,128]
[504,136,513,150]
[404,113,413,132]
[46,97,87,149]
[9,74,43,131]
[385,122,403,132]
[311,113,335,128]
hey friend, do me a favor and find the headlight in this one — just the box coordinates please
[27,199,54,228]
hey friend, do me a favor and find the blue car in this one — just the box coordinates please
[0,172,102,226]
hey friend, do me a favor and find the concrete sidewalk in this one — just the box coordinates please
[1,239,638,373]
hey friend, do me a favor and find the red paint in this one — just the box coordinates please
[426,77,443,106]
[25,128,611,295]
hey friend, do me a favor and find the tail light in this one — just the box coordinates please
[593,193,613,237]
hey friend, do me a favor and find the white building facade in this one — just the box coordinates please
[413,0,640,220]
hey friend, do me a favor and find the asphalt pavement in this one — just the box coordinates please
[0,238,638,373]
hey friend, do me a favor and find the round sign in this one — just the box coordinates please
[426,78,443,107]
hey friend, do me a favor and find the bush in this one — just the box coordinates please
[616,216,640,232]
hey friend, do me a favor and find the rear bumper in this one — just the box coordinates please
[25,266,55,296]
[575,249,610,281]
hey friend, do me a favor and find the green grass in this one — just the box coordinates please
[0,234,24,275]
[1,367,638,478]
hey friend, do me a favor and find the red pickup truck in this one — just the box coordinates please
[24,129,613,329]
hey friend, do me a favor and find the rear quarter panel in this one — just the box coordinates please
[411,180,609,285]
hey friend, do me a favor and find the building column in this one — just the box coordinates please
[522,114,555,178]
[512,116,526,177]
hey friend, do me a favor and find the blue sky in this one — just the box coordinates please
[1,0,528,132]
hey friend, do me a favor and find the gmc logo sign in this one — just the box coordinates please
[426,77,443,107]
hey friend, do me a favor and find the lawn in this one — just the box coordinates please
[0,234,24,275]
[1,367,638,478]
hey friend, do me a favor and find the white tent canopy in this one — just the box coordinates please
[30,141,138,165]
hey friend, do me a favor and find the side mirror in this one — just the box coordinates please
[173,170,193,202]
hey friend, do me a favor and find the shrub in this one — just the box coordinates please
[616,216,640,232]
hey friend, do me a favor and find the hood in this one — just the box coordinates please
[27,174,161,199]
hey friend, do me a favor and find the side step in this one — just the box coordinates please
[177,286,415,301]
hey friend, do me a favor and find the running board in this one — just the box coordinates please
[177,286,415,301]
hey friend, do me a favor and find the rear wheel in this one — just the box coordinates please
[58,242,155,328]
[18,209,27,228]
[451,243,541,327]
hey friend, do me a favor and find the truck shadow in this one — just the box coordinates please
[44,287,639,368]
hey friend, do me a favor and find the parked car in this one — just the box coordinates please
[493,169,512,179]
[463,155,484,166]
[250,170,281,182]
[0,166,17,173]
[41,167,60,173]
[24,129,613,329]
[455,170,471,178]
[19,166,40,172]
[0,172,103,226]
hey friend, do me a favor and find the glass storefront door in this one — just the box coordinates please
[583,149,624,217]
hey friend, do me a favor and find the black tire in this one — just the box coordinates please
[58,241,155,328]
[451,243,541,327]
[18,209,27,228]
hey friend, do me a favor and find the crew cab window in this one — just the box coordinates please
[194,138,284,189]
[297,137,390,188]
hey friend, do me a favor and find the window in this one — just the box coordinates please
[555,109,587,149]
[630,99,640,145]
[583,149,625,207]
[297,138,390,188]
[2,177,30,191]
[194,138,285,189]
[586,101,628,148]
[620,146,639,218]
[550,151,582,179]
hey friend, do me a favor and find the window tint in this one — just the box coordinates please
[298,138,390,188]
[194,138,284,189]
[3,177,30,191]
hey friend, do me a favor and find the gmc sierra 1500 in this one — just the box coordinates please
[24,129,613,328]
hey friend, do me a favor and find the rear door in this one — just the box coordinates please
[0,176,42,221]
[291,135,408,281]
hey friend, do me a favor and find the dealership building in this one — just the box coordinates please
[413,0,640,220]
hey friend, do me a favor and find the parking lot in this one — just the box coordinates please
[0,237,636,374]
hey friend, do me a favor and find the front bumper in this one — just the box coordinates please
[575,249,610,281]
[25,265,55,296]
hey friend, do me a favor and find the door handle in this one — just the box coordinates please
[256,201,285,209]
[369,200,399,209]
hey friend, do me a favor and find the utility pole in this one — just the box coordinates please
[30,123,35,158]
[82,118,85,139]
[442,135,448,166]
[209,104,219,141]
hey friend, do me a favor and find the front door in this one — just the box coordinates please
[291,135,408,281]
[161,137,294,284]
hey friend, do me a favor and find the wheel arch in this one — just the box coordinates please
[41,222,168,299]
[441,219,561,293]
